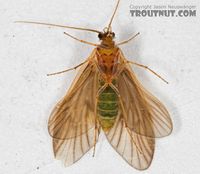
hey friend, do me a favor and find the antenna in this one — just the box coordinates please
[107,0,121,31]
[14,21,101,34]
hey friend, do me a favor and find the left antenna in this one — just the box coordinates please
[15,21,101,34]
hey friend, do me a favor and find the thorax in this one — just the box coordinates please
[96,47,119,83]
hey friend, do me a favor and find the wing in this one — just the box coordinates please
[48,51,99,140]
[105,112,155,170]
[52,126,98,166]
[117,57,173,138]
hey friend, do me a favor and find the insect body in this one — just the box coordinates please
[96,46,119,131]
[16,0,173,170]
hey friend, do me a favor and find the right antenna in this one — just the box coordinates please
[107,0,121,31]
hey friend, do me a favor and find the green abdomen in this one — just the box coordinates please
[97,85,118,131]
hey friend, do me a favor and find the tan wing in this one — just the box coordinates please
[48,51,99,140]
[105,112,155,170]
[117,57,173,138]
[53,127,98,166]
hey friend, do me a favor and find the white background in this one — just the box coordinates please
[0,0,200,173]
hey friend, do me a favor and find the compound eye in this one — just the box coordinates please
[98,33,103,40]
[112,32,115,38]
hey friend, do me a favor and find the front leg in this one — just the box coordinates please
[126,60,169,84]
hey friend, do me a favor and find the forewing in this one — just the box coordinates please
[53,127,99,166]
[105,112,155,170]
[48,55,99,140]
[118,62,173,138]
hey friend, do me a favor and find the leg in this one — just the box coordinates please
[117,93,143,154]
[64,32,99,47]
[92,82,108,156]
[92,122,98,157]
[92,97,100,157]
[109,83,128,126]
[96,83,108,96]
[110,81,144,154]
[127,60,169,84]
[109,83,120,96]
[47,60,88,76]
[116,32,140,46]
[126,128,143,155]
